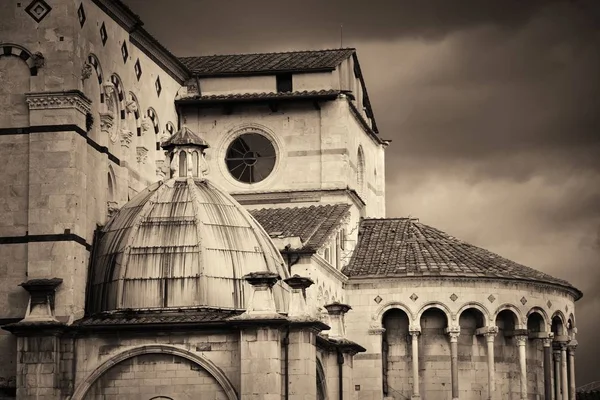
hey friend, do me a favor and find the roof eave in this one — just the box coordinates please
[344,274,583,301]
[351,52,379,133]
[189,67,337,78]
[175,92,341,106]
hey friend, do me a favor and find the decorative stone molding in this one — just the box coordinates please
[368,327,386,335]
[26,90,91,114]
[99,112,114,133]
[21,278,62,323]
[81,62,93,81]
[141,116,151,132]
[155,159,166,179]
[136,146,148,164]
[107,201,119,219]
[32,51,45,68]
[120,129,133,147]
[125,99,138,114]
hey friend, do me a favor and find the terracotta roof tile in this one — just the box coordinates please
[75,308,243,327]
[180,49,355,76]
[250,204,351,252]
[342,218,581,297]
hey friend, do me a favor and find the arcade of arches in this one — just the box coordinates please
[379,305,577,400]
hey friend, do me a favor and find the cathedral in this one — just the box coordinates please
[0,0,582,399]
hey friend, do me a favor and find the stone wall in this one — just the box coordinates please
[83,353,228,400]
[345,277,577,400]
[181,97,385,218]
[72,331,240,395]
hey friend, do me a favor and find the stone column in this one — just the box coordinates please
[560,343,568,400]
[232,272,287,400]
[553,348,561,400]
[409,328,421,399]
[483,327,498,400]
[567,341,577,400]
[543,337,554,400]
[284,275,328,400]
[515,333,528,400]
[3,279,66,400]
[367,326,386,399]
[447,328,460,400]
[323,302,361,400]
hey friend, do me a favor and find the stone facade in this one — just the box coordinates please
[0,0,581,399]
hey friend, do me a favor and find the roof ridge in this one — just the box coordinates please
[249,203,349,212]
[178,48,356,59]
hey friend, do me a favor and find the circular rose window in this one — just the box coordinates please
[225,133,276,183]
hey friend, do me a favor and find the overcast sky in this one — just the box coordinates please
[124,0,600,385]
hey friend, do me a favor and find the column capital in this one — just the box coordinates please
[446,326,460,342]
[409,329,421,337]
[567,339,578,352]
[542,338,553,347]
[514,334,528,346]
[368,327,386,335]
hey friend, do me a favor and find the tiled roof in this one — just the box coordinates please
[176,90,342,104]
[342,218,581,297]
[179,49,356,76]
[250,204,351,252]
[75,308,244,327]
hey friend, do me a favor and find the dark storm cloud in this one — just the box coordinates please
[125,0,600,385]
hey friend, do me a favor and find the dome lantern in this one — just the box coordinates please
[161,126,210,179]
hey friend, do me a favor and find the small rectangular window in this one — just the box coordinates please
[276,73,293,93]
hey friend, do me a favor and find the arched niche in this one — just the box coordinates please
[382,308,412,398]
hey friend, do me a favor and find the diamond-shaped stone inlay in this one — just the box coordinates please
[25,0,52,23]
[134,59,142,80]
[520,296,527,305]
[488,294,496,303]
[450,293,458,302]
[100,22,107,46]
[121,42,128,63]
[547,300,552,309]
[155,76,162,97]
[410,293,418,302]
[77,3,86,27]
[374,295,382,304]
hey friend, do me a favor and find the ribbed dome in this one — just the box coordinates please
[87,177,290,314]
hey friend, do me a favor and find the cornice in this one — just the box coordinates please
[90,0,142,31]
[25,90,91,114]
[345,274,581,301]
[232,187,366,209]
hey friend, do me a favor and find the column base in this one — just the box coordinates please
[411,396,421,400]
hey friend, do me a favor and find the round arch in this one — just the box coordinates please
[110,74,126,120]
[372,301,414,328]
[70,344,238,400]
[316,356,328,400]
[456,302,491,327]
[416,302,453,325]
[87,54,104,103]
[526,307,550,331]
[127,92,141,136]
[568,313,576,330]
[0,43,41,76]
[493,303,524,327]
[551,310,567,326]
